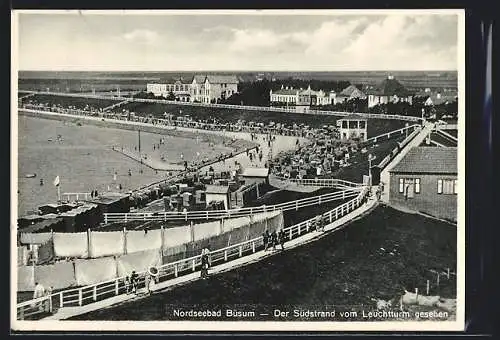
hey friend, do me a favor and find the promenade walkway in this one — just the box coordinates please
[40,187,377,320]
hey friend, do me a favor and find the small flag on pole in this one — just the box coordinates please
[53,176,60,187]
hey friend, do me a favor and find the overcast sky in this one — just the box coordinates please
[15,11,462,71]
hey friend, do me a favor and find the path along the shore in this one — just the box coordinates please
[41,188,377,321]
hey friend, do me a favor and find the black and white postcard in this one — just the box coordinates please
[11,9,465,332]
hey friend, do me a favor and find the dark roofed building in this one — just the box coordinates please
[367,75,414,108]
[335,84,367,104]
[388,146,457,221]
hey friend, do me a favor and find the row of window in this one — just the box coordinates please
[341,120,367,129]
[398,178,458,195]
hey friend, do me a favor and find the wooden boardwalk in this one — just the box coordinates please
[42,189,379,320]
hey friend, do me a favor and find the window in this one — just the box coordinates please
[438,179,455,194]
[415,178,420,193]
[359,121,366,129]
[399,178,420,194]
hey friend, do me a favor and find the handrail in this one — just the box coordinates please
[269,176,363,188]
[103,187,362,223]
[17,186,370,320]
[363,124,420,144]
[19,90,422,122]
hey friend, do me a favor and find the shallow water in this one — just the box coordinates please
[16,116,229,215]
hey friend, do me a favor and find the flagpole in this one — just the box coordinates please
[57,184,61,203]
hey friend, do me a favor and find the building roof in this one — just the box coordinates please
[241,167,270,178]
[339,85,366,98]
[192,75,207,84]
[205,185,230,194]
[366,76,412,96]
[426,94,457,106]
[338,113,368,121]
[192,75,239,84]
[272,88,299,96]
[390,147,457,174]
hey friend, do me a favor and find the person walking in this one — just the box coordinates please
[200,248,211,279]
[130,271,139,294]
[278,229,286,250]
[271,231,278,251]
[315,215,324,232]
[263,230,270,251]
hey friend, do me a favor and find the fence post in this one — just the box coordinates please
[298,224,301,235]
[224,250,228,261]
[78,289,83,306]
[437,273,440,287]
[104,214,108,225]
[447,268,450,279]
[93,285,97,301]
[426,280,430,295]
[160,226,165,257]
[59,292,64,308]
[206,211,209,220]
[192,259,196,272]
[289,228,293,240]
[125,214,128,223]
[87,228,92,259]
[318,196,321,205]
[415,288,418,303]
[329,211,333,223]
[190,221,194,243]
[115,279,119,295]
[342,191,345,199]
[252,241,256,253]
[336,209,338,220]
[123,227,127,255]
[295,200,299,211]
[239,245,243,257]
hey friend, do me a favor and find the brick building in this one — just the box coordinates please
[388,147,457,221]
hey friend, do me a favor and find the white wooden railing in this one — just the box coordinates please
[61,192,92,202]
[17,186,369,320]
[103,187,362,224]
[269,176,363,189]
[363,124,421,145]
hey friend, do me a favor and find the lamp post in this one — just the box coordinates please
[368,153,373,186]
